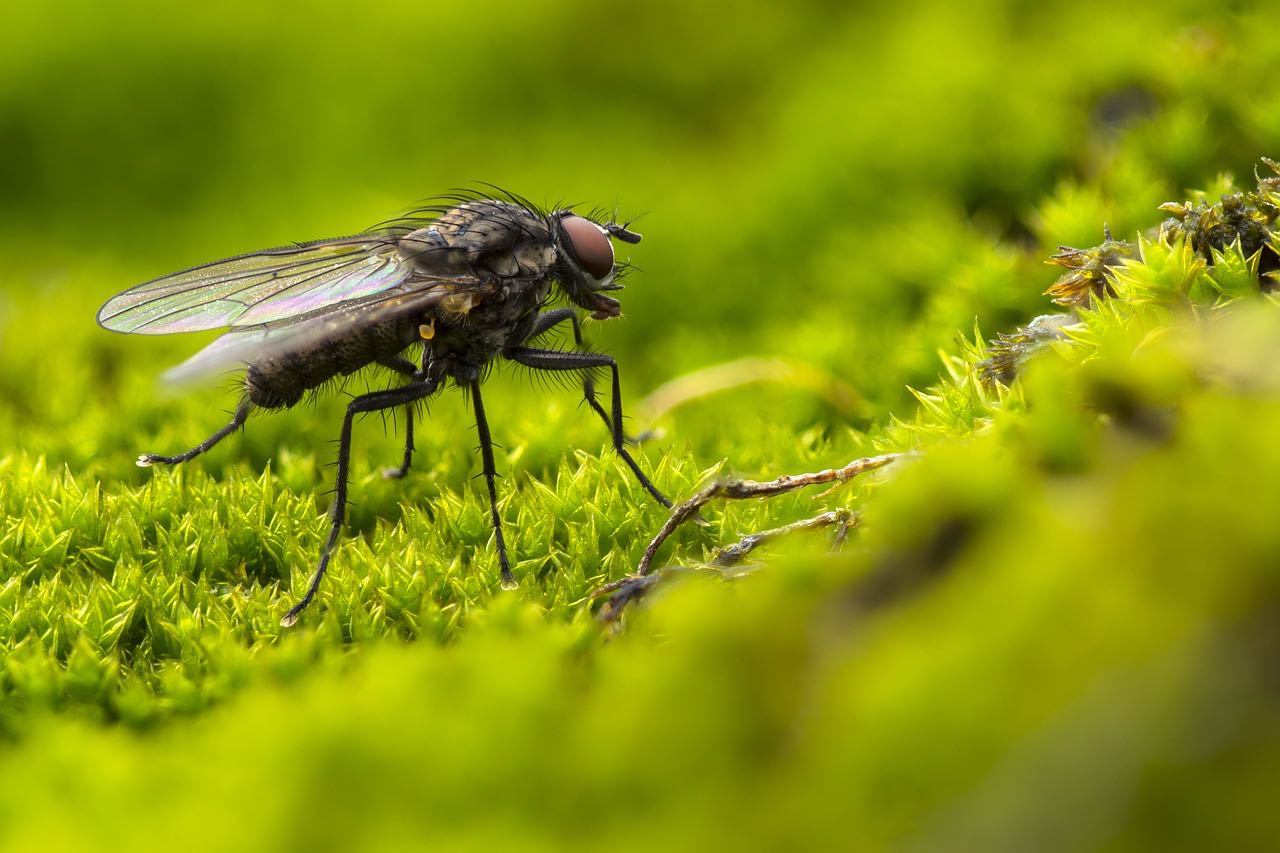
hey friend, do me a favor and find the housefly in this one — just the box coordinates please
[98,189,671,626]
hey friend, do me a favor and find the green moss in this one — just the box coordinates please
[4,0,1280,848]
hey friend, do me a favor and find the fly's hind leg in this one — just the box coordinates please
[137,398,251,468]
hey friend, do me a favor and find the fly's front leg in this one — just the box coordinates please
[526,307,579,340]
[525,310,641,445]
[137,398,251,467]
[504,346,671,509]
[281,376,439,627]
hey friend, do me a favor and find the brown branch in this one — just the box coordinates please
[592,572,668,623]
[710,509,856,568]
[636,453,903,576]
[590,453,904,623]
[593,507,863,623]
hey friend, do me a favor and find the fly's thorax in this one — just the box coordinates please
[426,276,551,382]
[425,316,507,383]
[397,200,555,280]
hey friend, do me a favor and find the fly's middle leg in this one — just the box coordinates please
[281,376,439,627]
[382,405,414,480]
[377,355,424,480]
[137,398,251,468]
[469,380,516,590]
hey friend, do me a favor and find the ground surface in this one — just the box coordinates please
[2,2,1280,849]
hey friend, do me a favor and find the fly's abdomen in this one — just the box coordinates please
[246,316,420,409]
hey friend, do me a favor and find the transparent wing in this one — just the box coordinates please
[159,279,488,386]
[97,235,416,334]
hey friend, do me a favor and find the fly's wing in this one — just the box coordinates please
[97,235,418,334]
[159,277,490,386]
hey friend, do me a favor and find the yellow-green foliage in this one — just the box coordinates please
[4,0,1280,849]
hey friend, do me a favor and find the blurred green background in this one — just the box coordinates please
[3,0,1280,849]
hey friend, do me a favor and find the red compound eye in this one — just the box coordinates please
[561,215,614,279]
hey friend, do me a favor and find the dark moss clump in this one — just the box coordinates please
[983,158,1280,387]
[1158,157,1280,278]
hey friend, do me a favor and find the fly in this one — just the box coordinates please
[98,189,671,626]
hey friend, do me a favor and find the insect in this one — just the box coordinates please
[98,189,671,626]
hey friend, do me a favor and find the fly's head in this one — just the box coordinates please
[550,211,642,320]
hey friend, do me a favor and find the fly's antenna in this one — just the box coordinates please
[606,207,645,244]
[606,222,642,244]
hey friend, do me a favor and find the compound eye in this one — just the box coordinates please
[561,215,614,280]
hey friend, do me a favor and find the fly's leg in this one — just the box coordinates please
[377,356,422,480]
[469,380,516,590]
[525,310,643,446]
[504,346,671,509]
[281,377,439,627]
[526,307,579,339]
[137,398,251,467]
[383,406,414,480]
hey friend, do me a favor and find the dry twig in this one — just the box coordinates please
[710,508,856,568]
[591,453,904,622]
[637,452,902,576]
